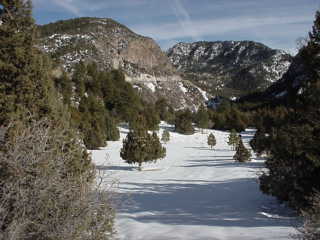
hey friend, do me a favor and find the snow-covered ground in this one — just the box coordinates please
[91,123,298,240]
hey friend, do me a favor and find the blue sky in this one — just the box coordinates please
[33,0,320,53]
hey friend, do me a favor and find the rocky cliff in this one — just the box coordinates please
[167,41,293,96]
[38,17,209,110]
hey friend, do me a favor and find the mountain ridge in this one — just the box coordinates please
[37,17,210,110]
[167,40,293,96]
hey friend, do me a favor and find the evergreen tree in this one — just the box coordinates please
[161,130,170,144]
[78,95,108,149]
[233,138,251,162]
[72,61,87,101]
[175,109,195,135]
[155,98,170,122]
[250,128,270,156]
[195,104,209,133]
[227,129,239,150]
[259,11,320,209]
[143,104,160,131]
[120,127,166,170]
[0,2,114,238]
[54,71,72,105]
[105,111,120,141]
[207,133,216,149]
[0,0,53,124]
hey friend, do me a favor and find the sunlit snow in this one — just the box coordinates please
[92,123,297,240]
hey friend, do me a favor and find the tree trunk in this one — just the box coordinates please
[138,161,142,171]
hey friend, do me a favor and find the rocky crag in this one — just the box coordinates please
[38,17,209,110]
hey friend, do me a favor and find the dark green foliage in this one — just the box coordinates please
[161,130,170,144]
[227,129,240,150]
[78,95,108,149]
[233,138,251,162]
[207,133,216,149]
[105,111,120,141]
[72,61,87,98]
[175,109,195,135]
[54,71,72,105]
[208,105,249,132]
[120,123,166,170]
[195,104,209,132]
[249,128,271,156]
[155,98,170,122]
[69,63,130,148]
[258,11,320,210]
[0,2,114,238]
[0,0,53,124]
[142,104,160,131]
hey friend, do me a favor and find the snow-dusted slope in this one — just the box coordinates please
[92,124,297,240]
[38,18,210,110]
[167,41,293,95]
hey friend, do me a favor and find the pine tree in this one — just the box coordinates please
[161,130,170,144]
[175,109,195,135]
[54,71,72,105]
[227,129,238,150]
[195,104,209,133]
[207,133,216,149]
[105,111,120,141]
[233,138,252,162]
[259,11,320,209]
[0,0,53,124]
[121,116,166,170]
[78,95,108,149]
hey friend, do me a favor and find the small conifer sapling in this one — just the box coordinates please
[207,133,216,149]
[233,138,252,162]
[161,130,170,144]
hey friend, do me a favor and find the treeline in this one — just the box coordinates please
[55,62,176,149]
[0,1,114,239]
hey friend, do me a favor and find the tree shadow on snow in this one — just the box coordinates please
[159,125,175,132]
[180,159,265,169]
[96,165,135,171]
[184,147,231,152]
[117,178,296,228]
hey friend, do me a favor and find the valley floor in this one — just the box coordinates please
[92,123,298,240]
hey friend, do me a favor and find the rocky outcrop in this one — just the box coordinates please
[167,41,293,96]
[38,17,210,110]
[239,53,311,103]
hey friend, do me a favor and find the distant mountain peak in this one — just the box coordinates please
[167,41,292,96]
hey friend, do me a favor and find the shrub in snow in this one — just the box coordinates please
[0,119,115,239]
[233,138,251,162]
[207,133,216,149]
[161,130,170,144]
[175,109,195,135]
[121,117,166,170]
[227,129,240,150]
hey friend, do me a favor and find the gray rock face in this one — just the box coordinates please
[38,17,210,110]
[167,41,293,96]
[239,53,312,103]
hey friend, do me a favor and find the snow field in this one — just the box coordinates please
[91,123,298,240]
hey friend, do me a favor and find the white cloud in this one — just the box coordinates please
[170,0,200,42]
